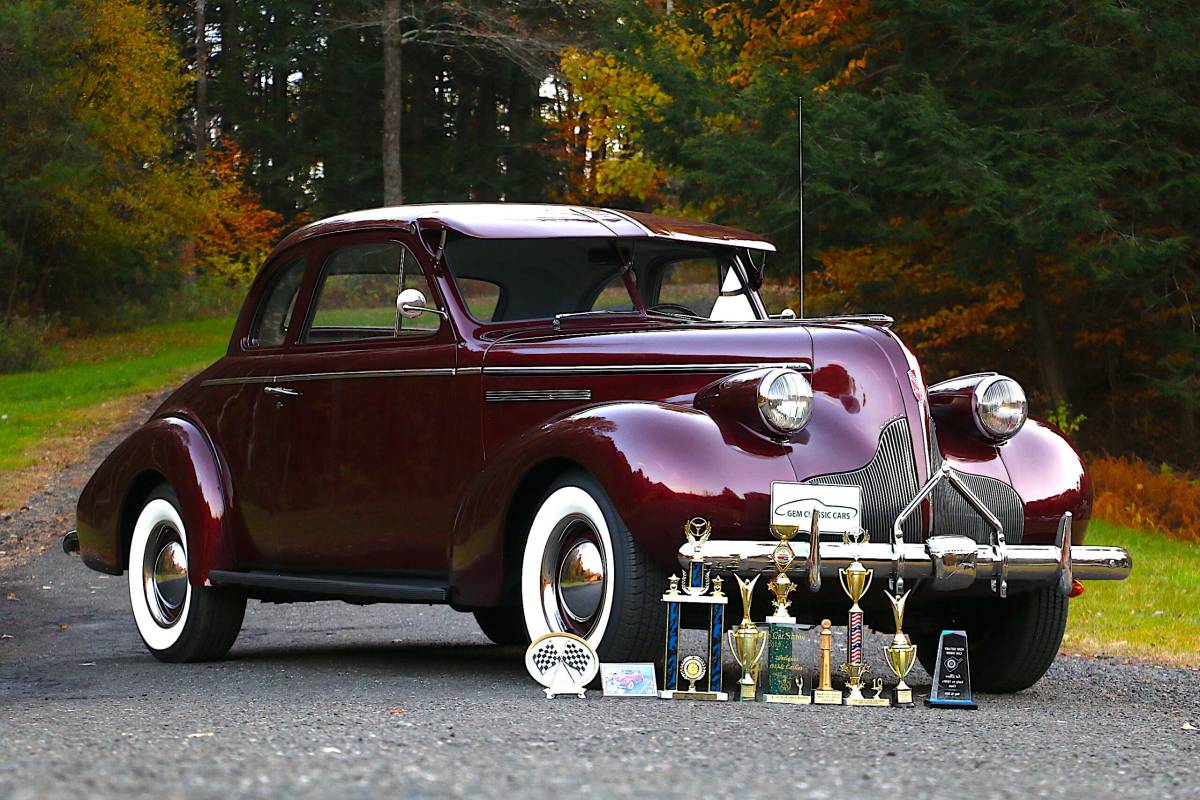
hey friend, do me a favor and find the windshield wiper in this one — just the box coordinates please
[643,309,705,322]
[552,309,637,325]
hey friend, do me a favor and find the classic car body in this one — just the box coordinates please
[69,203,1130,690]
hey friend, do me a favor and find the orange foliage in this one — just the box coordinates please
[701,0,875,90]
[189,143,284,282]
[1091,455,1200,544]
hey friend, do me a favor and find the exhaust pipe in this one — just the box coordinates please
[62,529,80,556]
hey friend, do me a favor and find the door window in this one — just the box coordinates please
[657,257,755,321]
[249,255,306,347]
[304,241,438,344]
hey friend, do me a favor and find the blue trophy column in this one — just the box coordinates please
[664,600,680,691]
[708,604,724,693]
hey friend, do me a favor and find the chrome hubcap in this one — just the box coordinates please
[557,540,605,622]
[142,525,187,627]
[540,515,607,636]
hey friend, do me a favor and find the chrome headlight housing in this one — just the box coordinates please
[973,375,1027,440]
[757,368,814,434]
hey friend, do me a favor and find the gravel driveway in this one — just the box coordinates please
[1,401,1198,799]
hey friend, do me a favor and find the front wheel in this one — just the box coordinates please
[127,485,246,662]
[520,471,665,663]
[915,585,1069,693]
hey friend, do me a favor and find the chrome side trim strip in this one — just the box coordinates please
[200,361,809,387]
[483,362,811,377]
[486,389,592,403]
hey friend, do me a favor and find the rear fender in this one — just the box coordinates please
[449,401,798,607]
[75,416,235,585]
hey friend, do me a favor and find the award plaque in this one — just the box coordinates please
[926,629,977,709]
[660,518,728,701]
[763,622,810,704]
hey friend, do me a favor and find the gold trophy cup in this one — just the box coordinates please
[766,523,800,623]
[882,589,917,707]
[726,575,768,701]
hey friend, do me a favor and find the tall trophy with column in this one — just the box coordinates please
[839,528,876,706]
[660,517,728,701]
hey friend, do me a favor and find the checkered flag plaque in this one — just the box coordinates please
[560,641,592,676]
[530,643,561,675]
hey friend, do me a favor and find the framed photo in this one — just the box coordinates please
[600,663,658,697]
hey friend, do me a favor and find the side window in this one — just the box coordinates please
[304,241,438,344]
[249,256,306,347]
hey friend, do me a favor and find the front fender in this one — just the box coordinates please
[449,401,799,607]
[998,418,1092,544]
[75,416,235,585]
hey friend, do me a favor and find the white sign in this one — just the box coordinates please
[770,482,863,535]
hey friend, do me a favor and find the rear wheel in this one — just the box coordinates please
[520,471,665,663]
[127,485,246,662]
[915,585,1068,693]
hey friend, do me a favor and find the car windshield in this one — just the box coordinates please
[443,236,760,324]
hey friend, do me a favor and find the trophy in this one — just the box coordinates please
[766,523,800,623]
[839,529,874,706]
[811,619,843,704]
[726,575,768,701]
[882,589,917,707]
[660,518,728,700]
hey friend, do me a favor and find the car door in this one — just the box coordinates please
[241,232,459,575]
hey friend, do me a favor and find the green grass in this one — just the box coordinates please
[0,317,234,507]
[1063,519,1200,666]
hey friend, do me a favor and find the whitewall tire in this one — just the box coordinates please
[519,471,664,663]
[126,485,246,662]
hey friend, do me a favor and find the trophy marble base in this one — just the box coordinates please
[846,696,890,707]
[763,694,811,705]
[812,689,844,705]
[659,690,728,701]
[737,683,758,702]
[892,688,914,707]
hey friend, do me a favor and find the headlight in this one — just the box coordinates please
[757,368,814,434]
[974,376,1027,440]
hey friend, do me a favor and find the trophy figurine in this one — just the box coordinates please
[839,529,875,706]
[726,575,768,701]
[811,619,843,704]
[660,518,728,700]
[882,589,917,707]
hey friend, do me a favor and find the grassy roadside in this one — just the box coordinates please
[0,317,235,511]
[1062,519,1200,667]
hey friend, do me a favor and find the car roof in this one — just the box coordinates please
[268,203,776,261]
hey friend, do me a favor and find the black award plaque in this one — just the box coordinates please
[926,629,977,709]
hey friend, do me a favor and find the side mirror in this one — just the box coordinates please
[397,288,440,319]
[774,308,797,320]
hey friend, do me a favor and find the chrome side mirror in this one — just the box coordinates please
[770,308,797,320]
[396,288,445,320]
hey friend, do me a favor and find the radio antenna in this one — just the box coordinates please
[797,95,804,318]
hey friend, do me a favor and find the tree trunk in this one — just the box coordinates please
[1020,257,1070,409]
[382,0,403,205]
[194,0,208,161]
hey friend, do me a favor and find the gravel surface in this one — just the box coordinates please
[1,403,1198,799]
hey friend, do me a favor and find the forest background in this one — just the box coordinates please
[1,0,1198,530]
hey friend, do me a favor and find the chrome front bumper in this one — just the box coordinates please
[678,464,1132,597]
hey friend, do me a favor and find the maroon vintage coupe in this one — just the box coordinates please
[66,203,1131,691]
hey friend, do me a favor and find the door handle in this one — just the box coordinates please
[264,386,301,397]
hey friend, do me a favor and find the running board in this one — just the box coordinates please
[207,570,448,603]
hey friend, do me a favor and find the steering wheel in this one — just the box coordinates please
[648,303,700,318]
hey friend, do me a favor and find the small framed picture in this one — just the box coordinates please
[600,663,658,697]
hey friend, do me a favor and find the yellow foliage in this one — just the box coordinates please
[1091,455,1200,544]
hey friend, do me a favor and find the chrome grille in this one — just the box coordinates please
[805,418,1025,545]
[929,427,1024,544]
[808,419,923,544]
